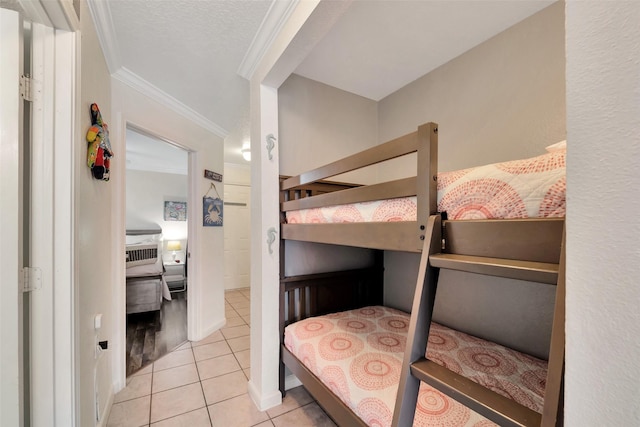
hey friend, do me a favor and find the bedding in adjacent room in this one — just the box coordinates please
[126,232,171,301]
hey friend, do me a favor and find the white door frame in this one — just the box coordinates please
[29,21,78,427]
[0,9,25,427]
[112,120,199,391]
[0,5,78,426]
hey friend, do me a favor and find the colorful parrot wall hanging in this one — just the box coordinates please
[86,103,114,181]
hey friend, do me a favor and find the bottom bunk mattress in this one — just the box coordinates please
[284,306,547,427]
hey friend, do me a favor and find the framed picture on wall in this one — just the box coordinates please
[164,201,187,221]
[203,196,223,226]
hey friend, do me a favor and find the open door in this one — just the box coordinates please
[0,8,26,427]
[1,7,77,426]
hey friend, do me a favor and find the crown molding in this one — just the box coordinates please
[237,0,299,80]
[86,0,121,73]
[113,67,229,138]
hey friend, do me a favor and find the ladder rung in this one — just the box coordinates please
[411,358,542,427]
[429,253,558,284]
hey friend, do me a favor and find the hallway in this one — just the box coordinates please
[107,289,335,426]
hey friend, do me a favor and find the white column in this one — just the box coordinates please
[248,84,282,410]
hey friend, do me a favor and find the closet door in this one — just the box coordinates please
[224,184,251,289]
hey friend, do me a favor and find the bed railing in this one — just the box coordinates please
[280,122,438,252]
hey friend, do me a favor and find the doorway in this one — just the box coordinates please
[124,126,189,376]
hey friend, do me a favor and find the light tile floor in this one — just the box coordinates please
[108,288,336,427]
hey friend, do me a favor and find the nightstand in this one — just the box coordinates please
[164,261,186,292]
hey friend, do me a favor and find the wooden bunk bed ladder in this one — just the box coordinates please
[393,214,565,427]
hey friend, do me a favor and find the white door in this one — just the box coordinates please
[1,9,76,426]
[0,8,25,427]
[224,184,251,289]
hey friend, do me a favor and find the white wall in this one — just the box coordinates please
[76,1,114,424]
[378,2,565,359]
[278,74,380,276]
[126,169,188,259]
[378,1,566,176]
[279,74,379,183]
[565,2,640,425]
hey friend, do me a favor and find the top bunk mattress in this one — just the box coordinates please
[286,148,565,223]
[284,306,547,427]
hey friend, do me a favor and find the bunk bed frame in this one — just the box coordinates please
[281,123,438,252]
[279,122,565,427]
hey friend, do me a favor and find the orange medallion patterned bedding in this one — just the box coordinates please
[285,149,565,223]
[284,306,547,427]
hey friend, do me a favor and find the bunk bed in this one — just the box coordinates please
[126,226,171,314]
[279,122,565,426]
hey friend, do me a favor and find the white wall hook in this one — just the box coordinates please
[266,134,276,161]
[266,227,277,254]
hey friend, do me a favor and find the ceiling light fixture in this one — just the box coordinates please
[241,144,251,161]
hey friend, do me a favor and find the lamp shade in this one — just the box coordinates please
[167,240,182,251]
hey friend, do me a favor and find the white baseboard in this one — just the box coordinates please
[96,385,114,427]
[285,373,302,391]
[248,379,282,411]
[193,317,226,342]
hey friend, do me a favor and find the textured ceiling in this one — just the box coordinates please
[110,0,269,133]
[106,0,271,164]
[102,0,554,167]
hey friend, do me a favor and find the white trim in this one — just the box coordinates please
[248,379,282,411]
[95,387,113,427]
[30,21,56,427]
[111,112,127,394]
[237,0,300,80]
[0,10,24,427]
[186,150,200,341]
[17,0,52,27]
[85,0,120,73]
[284,374,302,391]
[40,0,78,31]
[19,0,80,31]
[52,27,77,427]
[113,68,228,138]
[195,318,226,343]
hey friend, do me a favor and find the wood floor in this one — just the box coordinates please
[126,291,187,377]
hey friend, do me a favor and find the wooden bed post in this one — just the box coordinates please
[416,123,438,250]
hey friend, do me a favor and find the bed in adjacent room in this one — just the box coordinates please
[125,226,171,314]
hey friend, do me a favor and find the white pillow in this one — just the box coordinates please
[545,140,566,152]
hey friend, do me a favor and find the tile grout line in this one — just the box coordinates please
[152,291,252,426]
[147,360,155,427]
[191,343,215,427]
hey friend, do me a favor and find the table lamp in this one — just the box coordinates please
[167,240,182,262]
